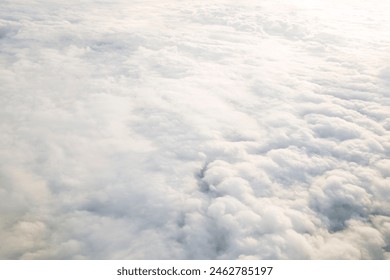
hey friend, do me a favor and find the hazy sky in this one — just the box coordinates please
[1,0,389,259]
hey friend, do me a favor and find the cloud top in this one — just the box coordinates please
[1,0,389,259]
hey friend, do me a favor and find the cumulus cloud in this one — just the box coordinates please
[0,0,389,259]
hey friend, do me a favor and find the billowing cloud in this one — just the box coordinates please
[0,0,389,259]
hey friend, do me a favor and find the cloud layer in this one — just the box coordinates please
[1,0,389,259]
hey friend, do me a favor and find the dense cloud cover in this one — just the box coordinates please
[0,0,389,259]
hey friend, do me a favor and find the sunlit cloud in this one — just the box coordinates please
[1,0,389,259]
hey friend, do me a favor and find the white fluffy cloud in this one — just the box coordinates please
[0,0,389,259]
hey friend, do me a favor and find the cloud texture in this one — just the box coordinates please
[1,0,389,259]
